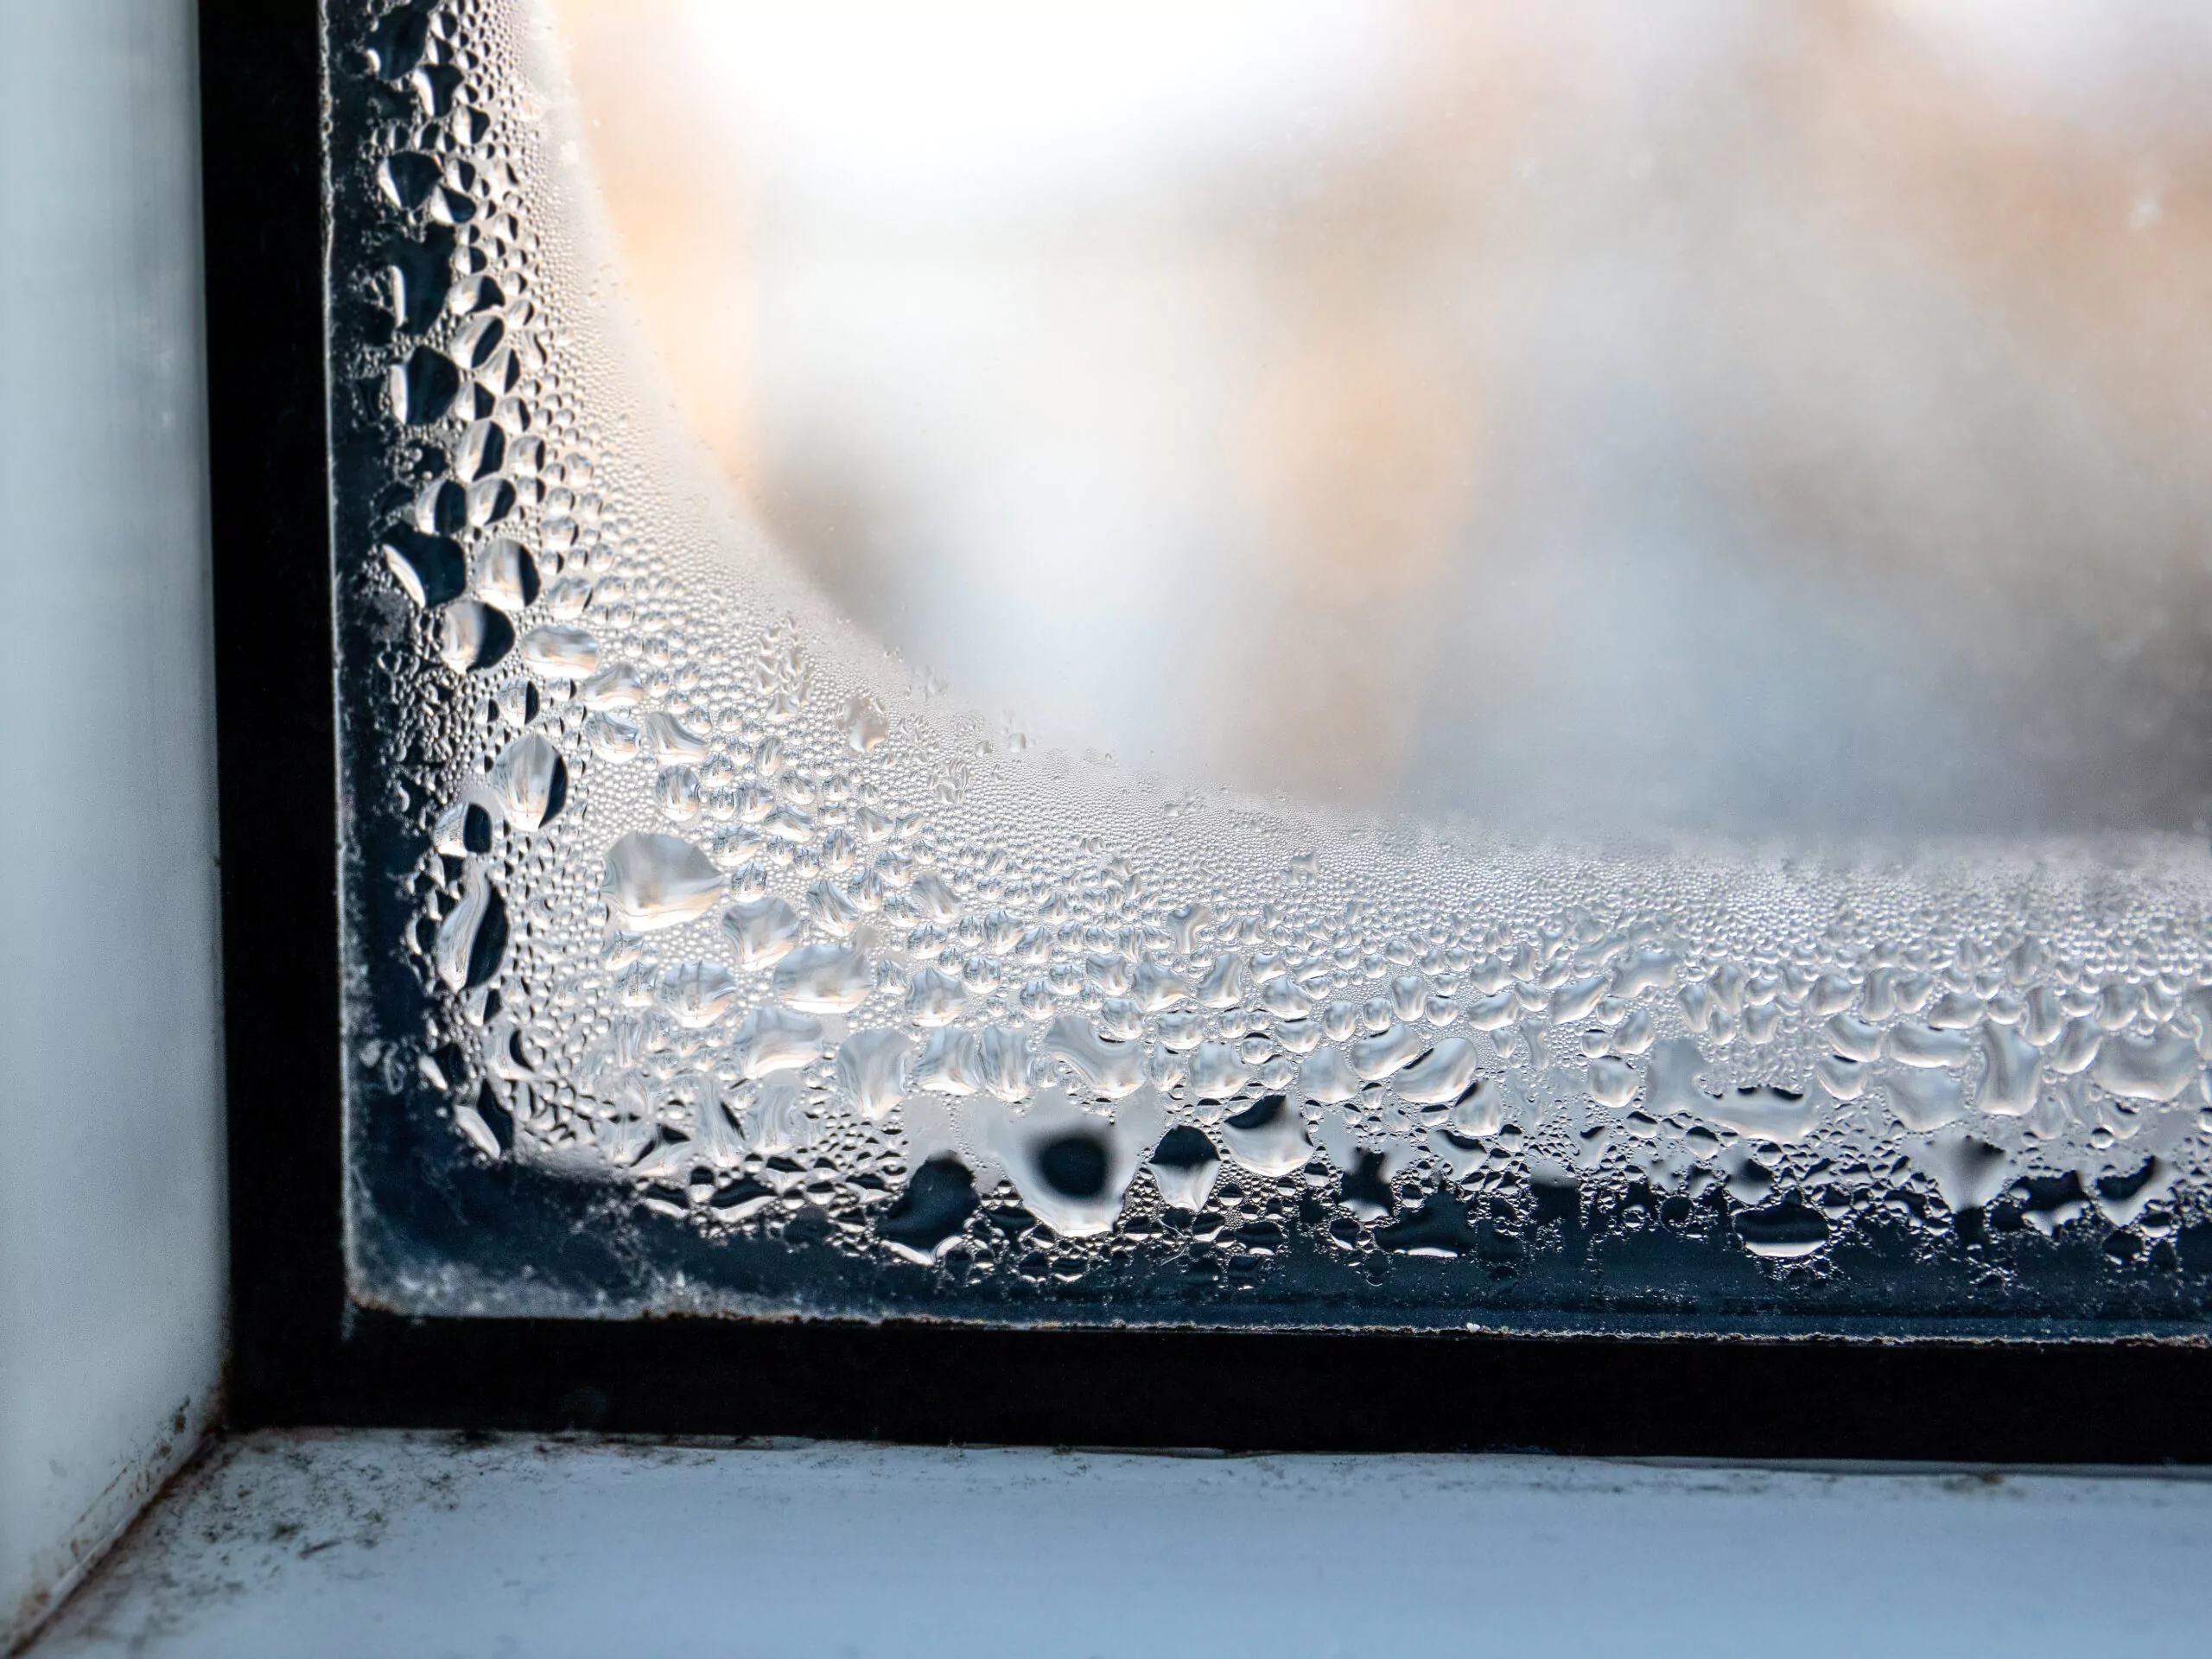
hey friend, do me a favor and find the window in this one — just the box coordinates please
[215,0,2212,1450]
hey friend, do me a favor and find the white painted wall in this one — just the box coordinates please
[0,0,226,1645]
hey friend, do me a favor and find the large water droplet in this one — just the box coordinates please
[518,624,601,677]
[488,731,565,831]
[1185,1041,1250,1101]
[377,150,441,211]
[1346,1022,1424,1080]
[1035,1014,1145,1098]
[1395,1037,1480,1104]
[1736,1200,1831,1260]
[389,346,459,424]
[879,1158,978,1264]
[836,1029,909,1120]
[659,960,740,1028]
[601,831,723,932]
[2094,1156,2176,1226]
[435,866,506,991]
[978,1086,1163,1238]
[772,941,874,1014]
[1887,1022,1973,1068]
[912,1028,980,1095]
[1911,1131,2009,1215]
[734,1005,824,1079]
[843,693,888,753]
[906,868,959,922]
[381,527,464,607]
[1885,1065,1965,1132]
[580,661,645,709]
[721,895,801,968]
[1297,1046,1364,1104]
[2094,1032,2200,1102]
[1702,1084,1820,1143]
[1975,1023,2039,1116]
[1218,1094,1311,1176]
[1148,1125,1221,1211]
[475,537,538,612]
[435,600,512,673]
[906,965,967,1027]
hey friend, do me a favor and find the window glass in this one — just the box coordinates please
[339,0,2212,1333]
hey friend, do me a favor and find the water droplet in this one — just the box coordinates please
[656,766,702,823]
[836,1029,910,1120]
[1736,1200,1831,1260]
[979,1085,1164,1238]
[2093,1032,2200,1102]
[734,1079,816,1154]
[1886,1023,1974,1068]
[1586,1056,1638,1109]
[1297,1046,1363,1105]
[1885,1065,1965,1133]
[906,965,967,1027]
[435,600,512,673]
[804,879,861,937]
[1185,1041,1250,1100]
[1035,1014,1146,1098]
[2050,1015,2104,1075]
[879,1158,978,1264]
[969,1026,1033,1103]
[1703,1084,1820,1143]
[1137,1125,1215,1211]
[1218,1094,1310,1176]
[907,868,959,922]
[474,537,538,612]
[1132,962,1193,1013]
[1911,1131,2009,1214]
[639,710,710,764]
[1975,1023,2039,1116]
[772,941,874,1014]
[452,312,504,370]
[381,527,464,607]
[1345,1022,1424,1080]
[1824,1014,1884,1063]
[1447,1074,1525,1136]
[659,959,739,1027]
[518,624,600,677]
[579,661,645,709]
[585,710,642,760]
[843,693,888,753]
[488,731,565,830]
[601,831,723,932]
[1394,1038,1480,1104]
[1548,974,1607,1023]
[721,895,802,967]
[2094,1156,2176,1225]
[912,1028,980,1095]
[389,346,459,424]
[1465,988,1518,1031]
[733,1005,824,1079]
[377,149,441,210]
[435,866,505,990]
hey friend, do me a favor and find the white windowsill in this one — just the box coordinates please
[23,1429,2212,1656]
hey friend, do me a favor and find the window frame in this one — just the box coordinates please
[204,0,2212,1458]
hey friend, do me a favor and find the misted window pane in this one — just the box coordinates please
[340,0,2212,1333]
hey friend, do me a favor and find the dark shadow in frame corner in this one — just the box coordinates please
[201,0,2212,1464]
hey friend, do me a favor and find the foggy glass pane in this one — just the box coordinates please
[339,0,2212,1334]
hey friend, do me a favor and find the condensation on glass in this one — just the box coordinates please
[337,0,2212,1335]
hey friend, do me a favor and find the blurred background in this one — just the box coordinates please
[554,0,2212,837]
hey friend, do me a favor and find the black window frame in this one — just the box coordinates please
[205,0,2212,1459]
